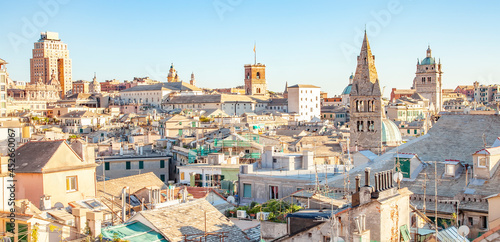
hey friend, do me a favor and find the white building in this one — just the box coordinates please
[287,84,321,122]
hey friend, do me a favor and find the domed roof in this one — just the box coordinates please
[382,119,402,146]
[419,57,435,65]
[342,84,352,95]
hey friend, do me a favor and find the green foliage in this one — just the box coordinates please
[233,199,303,223]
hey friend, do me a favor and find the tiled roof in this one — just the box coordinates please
[14,140,68,173]
[288,84,320,88]
[134,199,251,242]
[121,82,202,93]
[474,224,500,242]
[59,110,104,119]
[97,172,166,199]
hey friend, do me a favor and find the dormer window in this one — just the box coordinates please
[445,164,455,176]
[478,157,487,167]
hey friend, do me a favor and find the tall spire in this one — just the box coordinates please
[426,45,432,57]
[354,32,379,85]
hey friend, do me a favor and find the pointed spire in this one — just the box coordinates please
[284,81,288,93]
[353,32,379,85]
[426,45,432,57]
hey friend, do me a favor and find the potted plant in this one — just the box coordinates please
[229,209,236,217]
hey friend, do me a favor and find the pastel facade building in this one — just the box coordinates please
[287,84,321,122]
[0,58,7,117]
[30,32,72,96]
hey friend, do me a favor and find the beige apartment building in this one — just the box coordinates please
[30,31,72,96]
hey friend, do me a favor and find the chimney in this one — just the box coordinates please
[40,195,51,210]
[86,211,103,237]
[364,168,371,187]
[72,208,89,234]
[374,173,379,192]
[121,186,128,222]
[355,175,361,192]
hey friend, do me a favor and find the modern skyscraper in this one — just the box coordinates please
[412,46,443,113]
[244,63,267,95]
[30,32,72,97]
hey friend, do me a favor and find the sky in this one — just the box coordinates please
[1,1,499,97]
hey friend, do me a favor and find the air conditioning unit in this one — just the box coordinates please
[237,210,247,219]
[256,212,270,221]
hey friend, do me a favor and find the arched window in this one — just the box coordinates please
[360,100,365,112]
[422,77,425,83]
[368,101,372,112]
[256,72,260,79]
[256,88,261,93]
[355,100,359,112]
[368,121,375,132]
[427,77,431,82]
[358,121,364,132]
[246,73,250,79]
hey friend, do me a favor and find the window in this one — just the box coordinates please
[160,174,165,182]
[270,185,279,199]
[66,176,77,192]
[160,160,165,168]
[468,217,474,226]
[105,162,110,170]
[243,184,252,198]
[478,157,487,167]
[180,172,185,180]
[481,216,488,229]
[446,164,454,175]
[139,161,144,169]
[256,72,260,79]
[126,161,131,170]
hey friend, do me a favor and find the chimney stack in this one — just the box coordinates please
[374,173,379,192]
[86,211,103,237]
[364,168,371,187]
[355,175,361,192]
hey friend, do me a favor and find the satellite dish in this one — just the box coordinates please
[227,196,235,203]
[458,225,470,236]
[333,237,345,242]
[393,172,403,182]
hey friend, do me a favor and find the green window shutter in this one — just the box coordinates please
[160,174,165,182]
[139,161,144,169]
[126,161,131,170]
[160,160,165,168]
[400,224,411,242]
[414,129,417,134]
[243,184,252,198]
[105,162,110,170]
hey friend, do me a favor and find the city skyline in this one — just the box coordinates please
[2,1,500,96]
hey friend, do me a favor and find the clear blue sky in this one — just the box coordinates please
[1,1,499,96]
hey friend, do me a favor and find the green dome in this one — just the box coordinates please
[342,84,352,95]
[382,119,402,146]
[419,57,435,65]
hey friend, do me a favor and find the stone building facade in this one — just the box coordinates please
[349,32,384,151]
[412,46,443,113]
[244,63,267,95]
